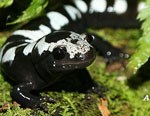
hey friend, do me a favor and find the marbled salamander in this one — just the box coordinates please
[0,0,143,110]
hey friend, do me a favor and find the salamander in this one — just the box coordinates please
[0,0,142,110]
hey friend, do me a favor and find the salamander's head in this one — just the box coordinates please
[32,31,96,71]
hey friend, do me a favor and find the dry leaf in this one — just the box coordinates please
[98,98,111,116]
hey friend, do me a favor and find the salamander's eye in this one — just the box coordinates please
[52,46,66,60]
[85,34,94,43]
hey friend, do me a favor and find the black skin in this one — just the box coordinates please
[0,0,137,111]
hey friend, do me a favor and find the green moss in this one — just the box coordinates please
[0,106,31,116]
[0,76,11,106]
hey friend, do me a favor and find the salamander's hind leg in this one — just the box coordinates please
[11,82,55,111]
[89,33,129,64]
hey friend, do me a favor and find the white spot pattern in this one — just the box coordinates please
[12,30,45,42]
[47,11,69,30]
[107,6,114,13]
[35,37,50,55]
[39,24,51,35]
[2,43,27,63]
[0,42,11,62]
[23,41,37,55]
[64,5,82,20]
[74,0,88,13]
[12,25,51,42]
[114,0,128,14]
[89,0,107,13]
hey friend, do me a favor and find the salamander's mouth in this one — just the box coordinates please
[50,49,96,71]
[61,56,96,69]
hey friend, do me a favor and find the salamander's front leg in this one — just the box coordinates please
[89,34,129,64]
[11,82,55,111]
